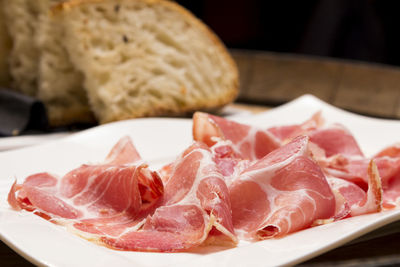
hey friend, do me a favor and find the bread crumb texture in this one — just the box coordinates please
[58,0,239,124]
[36,0,95,126]
[2,0,40,96]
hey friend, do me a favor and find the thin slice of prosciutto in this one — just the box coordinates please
[268,111,324,142]
[308,124,364,158]
[193,112,280,160]
[101,142,237,251]
[229,135,336,240]
[326,160,382,220]
[8,136,164,240]
[321,155,400,187]
[373,144,400,208]
[268,111,363,158]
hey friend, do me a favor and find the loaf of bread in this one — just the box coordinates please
[36,0,95,126]
[1,0,238,126]
[0,1,12,87]
[54,0,239,124]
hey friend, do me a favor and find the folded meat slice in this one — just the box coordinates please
[268,111,324,142]
[193,112,280,160]
[268,112,363,158]
[374,143,400,158]
[373,144,400,208]
[8,136,163,238]
[8,172,82,219]
[326,160,382,220]
[229,135,335,240]
[102,142,237,251]
[308,124,364,157]
[320,152,400,196]
[7,164,151,244]
[383,173,400,209]
[307,124,375,190]
[105,135,142,164]
[320,155,370,189]
[206,139,250,184]
[9,165,144,218]
[318,140,400,210]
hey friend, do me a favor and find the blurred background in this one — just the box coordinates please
[175,0,400,120]
[177,0,400,66]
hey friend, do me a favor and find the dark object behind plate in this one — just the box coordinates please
[0,88,48,136]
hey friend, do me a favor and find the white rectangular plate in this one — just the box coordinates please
[1,94,400,267]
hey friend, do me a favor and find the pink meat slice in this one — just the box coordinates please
[373,144,400,208]
[105,136,164,207]
[326,160,382,219]
[193,112,280,160]
[321,153,400,191]
[268,112,363,158]
[374,143,400,158]
[383,173,400,209]
[320,155,370,189]
[308,124,364,157]
[268,111,324,141]
[8,136,163,238]
[8,164,144,222]
[8,172,83,219]
[229,135,335,240]
[208,140,250,182]
[102,142,237,251]
[318,141,400,209]
[105,136,142,164]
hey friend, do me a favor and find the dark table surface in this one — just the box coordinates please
[2,49,400,266]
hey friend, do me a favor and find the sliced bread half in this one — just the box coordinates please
[54,0,239,124]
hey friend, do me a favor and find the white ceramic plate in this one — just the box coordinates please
[1,94,400,267]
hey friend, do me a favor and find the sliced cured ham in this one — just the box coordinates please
[105,135,142,164]
[104,136,164,207]
[8,164,147,235]
[229,136,335,240]
[383,173,400,208]
[327,160,382,219]
[373,144,400,208]
[209,140,250,181]
[320,155,370,189]
[7,110,400,253]
[308,124,364,157]
[374,143,400,158]
[193,112,280,160]
[102,142,237,251]
[8,136,164,240]
[320,154,400,192]
[268,111,324,142]
[268,112,363,158]
[318,144,400,210]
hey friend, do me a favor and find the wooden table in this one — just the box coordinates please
[2,50,400,266]
[232,49,400,119]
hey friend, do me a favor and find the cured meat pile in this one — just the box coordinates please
[7,111,400,252]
